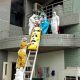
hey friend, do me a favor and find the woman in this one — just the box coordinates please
[40,12,50,34]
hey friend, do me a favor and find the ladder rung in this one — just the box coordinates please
[29,60,34,62]
[25,71,31,73]
[26,65,32,67]
[25,78,30,80]
[30,55,35,57]
[30,51,36,53]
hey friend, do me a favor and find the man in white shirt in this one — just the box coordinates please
[29,11,40,35]
[51,11,60,34]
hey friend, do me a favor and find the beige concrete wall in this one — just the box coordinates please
[23,0,33,34]
[0,0,11,39]
[8,52,17,62]
[0,0,11,21]
[9,25,23,37]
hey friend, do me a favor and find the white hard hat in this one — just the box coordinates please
[22,37,27,41]
[53,11,56,14]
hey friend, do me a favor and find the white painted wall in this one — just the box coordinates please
[65,67,80,76]
[2,62,12,80]
[64,67,80,80]
[36,50,64,80]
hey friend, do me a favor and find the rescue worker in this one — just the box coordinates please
[29,11,40,35]
[51,11,60,34]
[15,37,32,80]
[16,37,28,69]
[14,37,28,80]
[40,12,49,34]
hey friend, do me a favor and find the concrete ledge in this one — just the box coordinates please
[0,34,80,50]
[9,25,23,37]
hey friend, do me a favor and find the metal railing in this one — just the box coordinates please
[42,0,73,18]
[42,1,63,18]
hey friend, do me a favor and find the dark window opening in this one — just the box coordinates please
[47,26,65,34]
[66,76,76,80]
[59,27,65,34]
[10,0,24,27]
[78,77,80,80]
[47,24,52,34]
[11,62,16,80]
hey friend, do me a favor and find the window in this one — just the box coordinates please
[66,76,76,80]
[10,0,24,27]
[78,77,80,80]
[5,64,7,75]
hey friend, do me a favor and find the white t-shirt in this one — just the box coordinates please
[29,14,38,35]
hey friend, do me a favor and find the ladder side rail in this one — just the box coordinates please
[23,51,31,74]
[30,37,41,80]
[30,33,41,80]
[26,51,31,66]
[30,50,38,80]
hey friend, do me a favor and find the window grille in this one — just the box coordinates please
[42,1,63,18]
[66,76,76,80]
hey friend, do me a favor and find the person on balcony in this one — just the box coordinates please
[29,11,40,35]
[51,11,60,34]
[40,12,50,34]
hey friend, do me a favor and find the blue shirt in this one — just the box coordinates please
[40,17,49,34]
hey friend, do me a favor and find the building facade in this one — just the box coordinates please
[0,0,80,80]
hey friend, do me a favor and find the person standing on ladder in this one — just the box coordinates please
[51,11,60,34]
[14,37,31,80]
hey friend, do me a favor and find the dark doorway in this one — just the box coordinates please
[59,27,65,34]
[10,0,24,27]
[11,62,16,80]
[78,77,80,80]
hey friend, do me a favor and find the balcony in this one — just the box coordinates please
[0,0,80,52]
[0,34,80,52]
